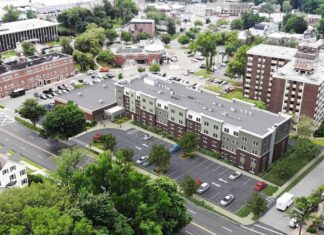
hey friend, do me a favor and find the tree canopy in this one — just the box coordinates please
[73,50,94,71]
[17,99,46,126]
[21,42,36,57]
[59,37,73,55]
[178,131,198,157]
[149,144,171,172]
[2,5,20,23]
[283,14,308,33]
[42,101,86,139]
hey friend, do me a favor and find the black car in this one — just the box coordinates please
[200,64,206,69]
[142,161,152,168]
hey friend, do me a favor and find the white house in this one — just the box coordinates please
[0,157,28,189]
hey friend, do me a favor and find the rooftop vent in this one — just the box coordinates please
[157,90,163,94]
[212,102,216,105]
[218,104,223,107]
[248,111,252,115]
[102,84,107,88]
[98,99,104,104]
[221,111,228,116]
[208,108,213,112]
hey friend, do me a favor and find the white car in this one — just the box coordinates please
[87,70,95,75]
[136,156,148,165]
[143,134,152,141]
[228,171,242,181]
[220,194,235,207]
[288,217,300,228]
[197,182,210,194]
[93,78,102,83]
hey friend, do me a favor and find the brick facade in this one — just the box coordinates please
[114,53,161,66]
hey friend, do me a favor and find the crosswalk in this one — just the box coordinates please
[265,196,276,208]
[0,113,14,127]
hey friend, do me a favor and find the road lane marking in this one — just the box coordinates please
[204,162,215,170]
[191,222,217,235]
[135,146,142,150]
[197,159,207,166]
[187,209,197,215]
[241,226,266,235]
[254,224,285,235]
[142,144,149,148]
[174,174,184,180]
[185,231,194,235]
[210,191,220,200]
[218,178,228,183]
[212,182,221,187]
[191,157,200,163]
[222,226,232,232]
[243,178,252,185]
[219,168,229,176]
[45,143,51,147]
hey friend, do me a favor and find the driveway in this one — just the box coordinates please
[76,128,274,213]
[260,156,324,234]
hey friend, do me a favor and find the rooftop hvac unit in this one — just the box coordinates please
[98,99,104,104]
[218,104,223,107]
[102,84,107,88]
[157,90,163,94]
[212,102,216,105]
[248,112,252,115]
[208,108,213,112]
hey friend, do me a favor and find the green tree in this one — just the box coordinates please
[248,193,268,218]
[115,147,134,165]
[180,175,198,197]
[273,159,292,180]
[2,5,20,23]
[167,19,176,35]
[97,49,115,64]
[0,53,2,65]
[295,138,320,159]
[105,29,118,43]
[178,35,190,45]
[230,19,243,30]
[149,63,160,73]
[282,1,293,12]
[21,41,36,57]
[241,13,265,29]
[190,30,219,71]
[118,73,123,80]
[73,50,94,71]
[317,19,324,39]
[178,132,198,157]
[161,34,171,45]
[314,123,324,137]
[26,9,37,19]
[284,15,308,33]
[194,20,203,28]
[17,99,46,126]
[42,101,86,139]
[115,0,138,23]
[216,18,228,27]
[149,144,171,172]
[260,3,274,16]
[60,36,73,55]
[296,115,314,137]
[135,32,150,42]
[121,31,132,43]
[290,0,300,9]
[56,146,84,185]
[137,66,145,73]
[102,134,117,151]
[226,45,249,78]
[206,18,211,24]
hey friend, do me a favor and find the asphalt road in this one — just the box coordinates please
[76,128,276,213]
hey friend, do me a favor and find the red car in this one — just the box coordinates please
[253,181,266,191]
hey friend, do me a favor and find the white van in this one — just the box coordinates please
[276,192,294,211]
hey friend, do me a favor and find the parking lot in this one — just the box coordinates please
[75,127,275,213]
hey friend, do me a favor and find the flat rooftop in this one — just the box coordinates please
[130,19,154,24]
[247,44,296,60]
[121,75,289,136]
[116,47,144,54]
[274,51,324,85]
[0,19,59,35]
[55,79,117,112]
[0,53,69,75]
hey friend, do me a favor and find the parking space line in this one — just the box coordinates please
[191,157,201,163]
[212,165,222,172]
[240,226,266,235]
[218,178,228,183]
[253,224,285,235]
[187,209,197,215]
[222,226,232,233]
[219,168,229,176]
[211,182,221,187]
[197,159,208,166]
[135,146,142,150]
[142,144,149,148]
[167,170,178,177]
[204,162,215,170]
[210,191,220,200]
[174,174,184,180]
[185,231,194,235]
[243,178,252,186]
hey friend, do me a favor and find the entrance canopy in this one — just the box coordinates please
[104,106,125,120]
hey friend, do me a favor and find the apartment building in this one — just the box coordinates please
[114,47,162,66]
[244,41,324,128]
[129,19,155,36]
[115,74,291,174]
[0,52,74,98]
[0,19,59,52]
[0,157,28,189]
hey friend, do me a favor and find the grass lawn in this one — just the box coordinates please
[72,83,86,89]
[79,147,99,159]
[0,104,5,109]
[194,69,211,78]
[205,85,222,93]
[113,116,130,125]
[236,204,252,218]
[91,142,105,150]
[7,149,15,157]
[21,157,44,170]
[221,89,243,99]
[1,50,16,59]
[262,185,279,196]
[0,144,2,150]
[46,40,59,46]
[311,138,324,146]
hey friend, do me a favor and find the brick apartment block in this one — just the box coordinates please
[129,19,155,36]
[114,47,161,66]
[115,74,291,175]
[244,40,324,128]
[0,53,74,97]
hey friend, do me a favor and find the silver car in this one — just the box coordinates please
[197,182,210,194]
[228,171,242,181]
[220,194,234,207]
[136,156,148,165]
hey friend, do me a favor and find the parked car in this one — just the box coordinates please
[187,70,194,74]
[197,182,210,194]
[288,217,300,228]
[56,90,63,95]
[196,56,204,61]
[143,134,152,141]
[253,181,266,191]
[136,156,148,165]
[169,144,180,154]
[46,94,53,99]
[228,171,242,181]
[87,70,95,75]
[276,192,294,211]
[39,94,47,100]
[199,64,206,69]
[142,160,152,168]
[220,194,235,207]
[220,63,226,67]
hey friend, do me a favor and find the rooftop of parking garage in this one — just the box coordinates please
[0,19,59,35]
[119,74,291,137]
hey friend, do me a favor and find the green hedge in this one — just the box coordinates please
[0,104,5,109]
[15,116,42,133]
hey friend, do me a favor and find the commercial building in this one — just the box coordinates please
[244,40,324,128]
[248,22,279,37]
[0,156,28,189]
[0,52,74,98]
[55,79,118,120]
[129,19,155,36]
[115,74,291,174]
[0,19,59,52]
